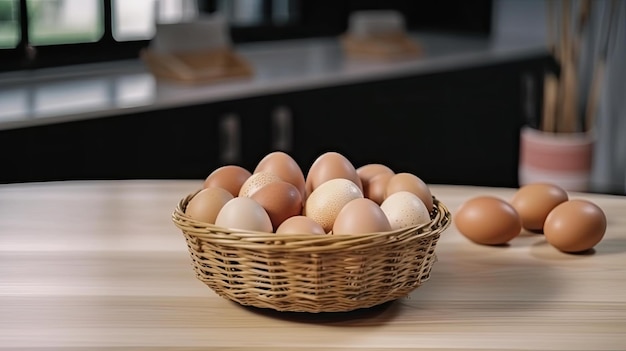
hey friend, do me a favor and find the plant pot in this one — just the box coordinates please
[519,126,594,192]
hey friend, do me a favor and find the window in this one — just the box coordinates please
[113,0,156,41]
[28,0,103,46]
[113,0,199,41]
[0,0,196,72]
[0,0,492,73]
[0,0,19,49]
[213,0,493,44]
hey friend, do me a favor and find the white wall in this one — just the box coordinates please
[491,0,547,47]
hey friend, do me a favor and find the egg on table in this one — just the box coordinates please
[510,183,569,232]
[543,199,607,253]
[454,196,522,245]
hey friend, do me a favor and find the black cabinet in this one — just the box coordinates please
[0,54,549,186]
[267,57,547,187]
[0,105,221,182]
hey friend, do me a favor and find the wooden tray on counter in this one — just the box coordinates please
[341,32,422,61]
[141,48,253,84]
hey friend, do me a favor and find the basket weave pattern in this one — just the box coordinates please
[172,192,451,313]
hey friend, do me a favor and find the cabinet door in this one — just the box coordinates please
[210,96,274,172]
[275,60,545,188]
[0,103,224,183]
[0,95,281,183]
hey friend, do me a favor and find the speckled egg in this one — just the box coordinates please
[304,178,363,233]
[380,191,431,230]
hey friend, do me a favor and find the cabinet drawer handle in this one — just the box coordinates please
[272,106,293,152]
[219,113,241,164]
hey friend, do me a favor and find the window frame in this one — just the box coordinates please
[0,0,492,73]
[0,0,151,72]
[223,1,493,43]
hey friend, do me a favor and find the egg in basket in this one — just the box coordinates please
[172,151,451,313]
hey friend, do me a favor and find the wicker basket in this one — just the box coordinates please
[172,191,451,313]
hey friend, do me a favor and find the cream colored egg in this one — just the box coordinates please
[215,197,273,232]
[380,191,431,230]
[304,178,363,233]
[238,171,282,197]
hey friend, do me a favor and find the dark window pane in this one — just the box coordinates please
[217,0,264,27]
[272,0,298,25]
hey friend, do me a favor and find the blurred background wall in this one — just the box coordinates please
[0,0,624,194]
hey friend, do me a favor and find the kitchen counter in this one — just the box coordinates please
[0,32,548,131]
[1,180,624,350]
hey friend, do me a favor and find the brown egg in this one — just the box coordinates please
[357,163,394,185]
[385,173,433,212]
[305,152,363,199]
[254,151,306,200]
[238,171,282,197]
[543,199,607,253]
[204,165,251,197]
[250,181,303,231]
[455,196,522,245]
[333,198,392,235]
[357,164,395,204]
[366,172,394,205]
[185,187,234,224]
[511,183,569,231]
[275,215,326,235]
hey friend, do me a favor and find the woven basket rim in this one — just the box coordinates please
[172,190,451,246]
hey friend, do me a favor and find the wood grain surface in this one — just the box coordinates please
[1,180,624,350]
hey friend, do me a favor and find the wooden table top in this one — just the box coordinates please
[1,180,624,350]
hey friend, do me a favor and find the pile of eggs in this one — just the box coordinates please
[185,151,435,235]
[455,183,607,253]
